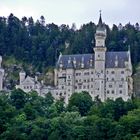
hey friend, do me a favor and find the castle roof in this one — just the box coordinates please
[96,11,106,32]
[56,51,129,69]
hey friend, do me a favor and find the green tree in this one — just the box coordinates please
[68,91,93,116]
[10,89,27,109]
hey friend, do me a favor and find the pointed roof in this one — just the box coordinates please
[97,10,106,31]
[98,10,103,26]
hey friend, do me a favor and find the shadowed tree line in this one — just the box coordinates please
[0,14,140,72]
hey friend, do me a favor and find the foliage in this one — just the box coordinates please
[68,91,93,116]
[0,89,140,139]
[1,14,140,72]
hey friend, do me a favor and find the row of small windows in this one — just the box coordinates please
[107,90,123,94]
[75,85,94,89]
[106,71,124,74]
[109,84,123,88]
[75,78,94,83]
[106,78,125,81]
[24,86,37,89]
[56,92,66,96]
[61,71,125,77]
[75,71,94,76]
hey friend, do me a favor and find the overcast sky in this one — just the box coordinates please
[0,0,140,28]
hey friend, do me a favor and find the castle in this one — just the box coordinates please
[53,13,133,103]
[0,14,133,104]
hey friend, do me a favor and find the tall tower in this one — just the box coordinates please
[19,71,26,85]
[0,56,4,91]
[94,11,107,101]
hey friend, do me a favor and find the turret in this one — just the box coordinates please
[94,11,107,102]
[95,11,107,48]
[19,71,26,84]
[0,56,2,68]
[94,11,107,62]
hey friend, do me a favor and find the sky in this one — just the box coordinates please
[0,0,140,28]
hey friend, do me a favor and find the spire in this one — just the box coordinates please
[98,10,103,26]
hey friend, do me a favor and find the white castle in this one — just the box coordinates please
[53,13,133,103]
[16,14,133,104]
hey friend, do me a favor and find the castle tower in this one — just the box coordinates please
[0,56,4,90]
[19,71,26,85]
[94,11,107,101]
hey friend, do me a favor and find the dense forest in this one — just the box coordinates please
[0,14,140,72]
[0,89,140,140]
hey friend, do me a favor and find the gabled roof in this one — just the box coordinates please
[106,52,129,68]
[56,51,129,69]
[21,76,35,84]
[56,54,94,69]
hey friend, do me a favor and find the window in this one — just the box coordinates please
[121,78,124,81]
[120,90,122,94]
[107,90,110,94]
[111,71,115,74]
[83,85,86,89]
[91,85,93,88]
[91,78,93,81]
[62,73,66,76]
[106,71,109,74]
[84,79,86,82]
[109,85,112,88]
[112,90,114,94]
[112,78,114,81]
[91,71,94,74]
[121,71,124,74]
[98,55,100,57]
[119,85,123,88]
[84,72,89,75]
[106,78,109,81]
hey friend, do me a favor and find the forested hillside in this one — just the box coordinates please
[0,13,140,72]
